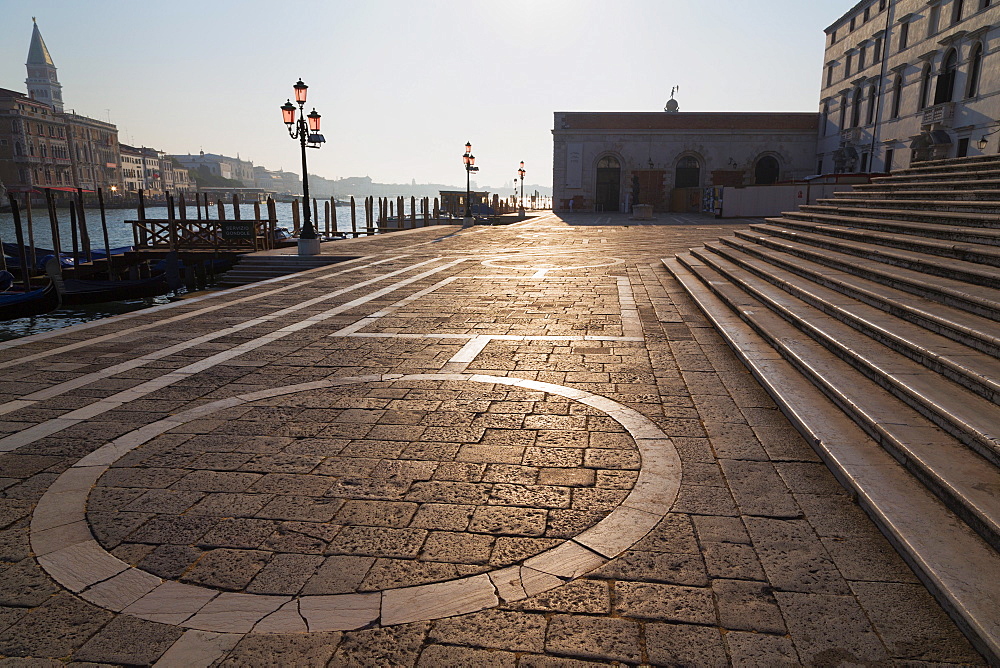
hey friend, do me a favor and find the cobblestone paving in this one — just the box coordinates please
[0,213,985,665]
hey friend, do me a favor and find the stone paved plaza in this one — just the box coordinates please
[0,213,985,666]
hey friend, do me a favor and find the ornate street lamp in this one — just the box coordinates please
[281,78,326,255]
[978,124,999,151]
[517,161,526,216]
[463,141,478,226]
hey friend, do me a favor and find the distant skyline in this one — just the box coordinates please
[0,1,849,188]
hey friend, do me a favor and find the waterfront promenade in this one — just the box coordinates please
[0,213,983,666]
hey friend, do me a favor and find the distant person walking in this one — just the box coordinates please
[569,199,574,213]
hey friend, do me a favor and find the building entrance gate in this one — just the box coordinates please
[595,156,621,212]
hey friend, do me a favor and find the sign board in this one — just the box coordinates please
[221,220,254,240]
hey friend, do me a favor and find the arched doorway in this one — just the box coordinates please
[754,156,780,184]
[672,156,702,212]
[675,156,700,187]
[595,156,621,212]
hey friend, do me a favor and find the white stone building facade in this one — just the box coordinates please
[819,0,1000,172]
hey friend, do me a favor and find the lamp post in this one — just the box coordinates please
[281,79,326,255]
[517,161,526,217]
[462,141,478,226]
[978,124,999,152]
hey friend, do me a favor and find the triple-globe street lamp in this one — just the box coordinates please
[463,141,479,225]
[281,79,325,255]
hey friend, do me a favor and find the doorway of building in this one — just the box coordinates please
[595,156,621,212]
[754,156,780,184]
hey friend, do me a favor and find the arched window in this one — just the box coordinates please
[968,42,984,97]
[867,84,877,124]
[851,88,863,127]
[934,49,958,104]
[891,74,903,118]
[675,156,700,188]
[919,64,933,109]
[754,156,781,185]
[821,100,830,136]
[839,93,848,130]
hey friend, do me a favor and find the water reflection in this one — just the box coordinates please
[0,295,173,342]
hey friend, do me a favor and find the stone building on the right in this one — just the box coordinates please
[819,0,1000,173]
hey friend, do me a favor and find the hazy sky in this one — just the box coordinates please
[1,1,847,188]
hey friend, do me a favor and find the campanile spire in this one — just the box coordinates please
[25,19,63,112]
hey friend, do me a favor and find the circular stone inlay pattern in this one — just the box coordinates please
[31,374,681,635]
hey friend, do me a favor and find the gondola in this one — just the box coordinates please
[51,273,170,306]
[0,282,59,320]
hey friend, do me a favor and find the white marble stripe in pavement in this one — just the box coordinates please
[0,259,466,453]
[0,254,409,370]
[617,276,644,338]
[330,276,461,336]
[0,257,443,416]
[0,253,404,357]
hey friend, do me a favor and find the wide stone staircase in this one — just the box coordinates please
[216,254,356,288]
[664,154,1000,662]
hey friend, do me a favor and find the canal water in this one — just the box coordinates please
[0,201,367,341]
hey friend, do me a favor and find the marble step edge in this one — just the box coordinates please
[742,225,1000,290]
[676,252,1000,552]
[797,204,1000,226]
[757,219,1000,266]
[687,246,1000,470]
[696,242,1000,402]
[707,237,1000,358]
[775,211,1000,243]
[724,233,1000,321]
[835,190,1000,201]
[665,254,1000,664]
[873,165,1000,181]
[885,155,1000,173]
[858,177,1000,187]
[813,198,1000,213]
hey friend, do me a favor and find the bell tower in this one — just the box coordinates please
[25,18,63,113]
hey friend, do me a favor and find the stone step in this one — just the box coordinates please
[835,188,1000,201]
[664,254,1000,663]
[813,197,1000,215]
[797,204,1000,228]
[855,178,1000,192]
[698,241,1000,408]
[217,254,356,287]
[871,167,1000,185]
[893,154,1000,173]
[776,210,1000,246]
[683,247,1000,522]
[711,235,1000,358]
[723,231,1000,321]
[742,224,1000,290]
[761,217,1000,265]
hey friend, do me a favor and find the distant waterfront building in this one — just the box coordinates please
[161,156,192,194]
[2,20,125,196]
[253,166,301,195]
[818,0,1000,172]
[551,111,819,213]
[119,145,144,193]
[0,87,72,194]
[62,112,120,192]
[172,151,256,187]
